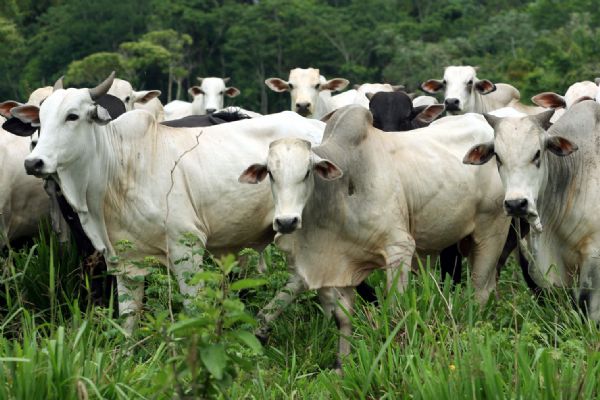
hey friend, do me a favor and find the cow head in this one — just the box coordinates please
[463,110,577,231]
[239,138,342,234]
[188,77,240,115]
[421,66,496,113]
[19,72,116,177]
[367,91,445,131]
[532,81,598,112]
[265,68,349,118]
[108,78,161,112]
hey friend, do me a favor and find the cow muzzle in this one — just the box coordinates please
[295,102,312,117]
[444,98,461,112]
[24,157,48,177]
[504,198,529,217]
[274,215,301,234]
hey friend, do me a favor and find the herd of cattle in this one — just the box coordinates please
[1,65,600,371]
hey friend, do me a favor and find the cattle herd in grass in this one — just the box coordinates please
[1,65,600,372]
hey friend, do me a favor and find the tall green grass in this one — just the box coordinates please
[1,231,599,399]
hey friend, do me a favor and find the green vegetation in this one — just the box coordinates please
[1,0,599,112]
[1,227,599,398]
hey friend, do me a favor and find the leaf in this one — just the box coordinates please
[189,271,222,286]
[168,317,211,334]
[231,330,263,354]
[230,278,268,291]
[200,344,227,380]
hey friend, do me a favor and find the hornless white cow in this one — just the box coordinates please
[265,68,349,119]
[107,78,163,121]
[422,66,544,115]
[14,73,324,331]
[532,80,599,123]
[463,102,600,320]
[0,88,54,247]
[240,105,510,370]
[163,77,241,120]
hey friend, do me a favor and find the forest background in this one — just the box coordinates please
[1,0,598,114]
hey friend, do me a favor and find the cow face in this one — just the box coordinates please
[188,77,240,115]
[265,68,349,118]
[422,66,496,113]
[239,138,342,234]
[463,110,577,231]
[108,78,161,112]
[367,91,445,131]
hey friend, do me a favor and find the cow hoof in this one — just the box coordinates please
[255,326,271,345]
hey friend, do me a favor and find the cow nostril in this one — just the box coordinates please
[504,198,528,215]
[24,158,44,175]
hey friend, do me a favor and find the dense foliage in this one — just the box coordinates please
[1,0,599,113]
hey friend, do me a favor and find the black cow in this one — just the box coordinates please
[367,91,445,131]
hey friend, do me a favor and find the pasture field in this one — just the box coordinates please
[1,225,599,399]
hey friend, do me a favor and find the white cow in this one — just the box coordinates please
[463,101,600,320]
[0,89,54,247]
[531,80,599,122]
[422,66,544,115]
[265,68,349,119]
[164,77,241,120]
[331,83,404,109]
[107,78,163,121]
[14,73,324,331]
[240,105,510,370]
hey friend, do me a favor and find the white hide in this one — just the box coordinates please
[108,78,163,121]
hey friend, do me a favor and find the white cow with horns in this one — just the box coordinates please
[13,72,324,331]
[239,105,510,370]
[463,101,600,320]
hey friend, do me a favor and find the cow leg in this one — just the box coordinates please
[168,240,204,309]
[385,236,416,294]
[440,245,463,285]
[469,220,510,305]
[255,273,307,342]
[577,257,600,321]
[318,286,355,374]
[116,273,145,334]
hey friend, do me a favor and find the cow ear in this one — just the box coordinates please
[365,92,375,101]
[463,142,495,165]
[225,87,241,98]
[11,105,40,127]
[0,100,22,118]
[188,86,204,97]
[2,117,38,137]
[313,156,343,180]
[414,104,445,124]
[475,79,496,94]
[90,104,112,125]
[531,92,566,109]
[238,163,268,184]
[421,79,444,94]
[133,90,161,104]
[321,78,349,92]
[265,78,290,92]
[545,136,578,157]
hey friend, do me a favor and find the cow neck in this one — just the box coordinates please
[538,149,581,233]
[57,123,114,257]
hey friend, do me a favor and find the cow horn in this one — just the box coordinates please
[53,76,64,91]
[89,71,116,101]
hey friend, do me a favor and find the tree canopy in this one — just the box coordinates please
[1,0,599,113]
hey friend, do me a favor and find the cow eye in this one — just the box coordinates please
[124,96,130,103]
[66,113,79,121]
[314,83,320,89]
[288,83,294,90]
[494,152,502,166]
[467,80,473,85]
[220,91,224,95]
[442,80,447,85]
[532,150,541,167]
